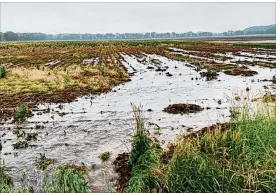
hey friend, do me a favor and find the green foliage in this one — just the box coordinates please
[0,166,29,193]
[125,104,163,193]
[128,104,153,167]
[233,43,276,49]
[14,104,28,121]
[165,107,276,193]
[200,70,218,80]
[0,65,7,78]
[64,76,71,83]
[166,151,242,193]
[126,105,276,193]
[43,164,90,193]
[99,152,111,162]
[126,147,162,193]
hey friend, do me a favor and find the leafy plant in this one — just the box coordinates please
[14,104,29,121]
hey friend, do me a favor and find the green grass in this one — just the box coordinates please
[125,104,276,193]
[0,166,29,193]
[233,42,276,49]
[125,104,163,193]
[1,163,89,193]
[14,104,28,121]
[99,152,111,162]
[42,164,90,193]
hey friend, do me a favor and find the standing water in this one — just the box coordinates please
[0,54,276,192]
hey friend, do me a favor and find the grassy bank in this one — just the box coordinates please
[121,104,276,193]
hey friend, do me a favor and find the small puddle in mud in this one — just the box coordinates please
[0,52,276,192]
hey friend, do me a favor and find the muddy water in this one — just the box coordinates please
[0,52,276,192]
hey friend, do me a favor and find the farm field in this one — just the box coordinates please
[0,39,276,192]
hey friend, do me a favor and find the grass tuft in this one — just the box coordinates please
[42,164,90,193]
[99,152,111,162]
[14,104,29,121]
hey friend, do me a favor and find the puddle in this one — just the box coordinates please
[0,52,276,192]
[45,60,61,66]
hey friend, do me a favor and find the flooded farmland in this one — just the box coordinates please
[0,40,276,192]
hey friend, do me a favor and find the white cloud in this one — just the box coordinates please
[0,2,276,33]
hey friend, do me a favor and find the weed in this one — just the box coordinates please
[43,164,90,193]
[99,152,111,162]
[124,104,164,193]
[200,70,218,80]
[14,104,29,121]
[272,75,276,84]
[12,140,28,149]
[36,153,55,171]
[25,132,38,141]
[64,76,71,83]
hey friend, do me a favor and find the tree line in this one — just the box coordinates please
[0,25,276,42]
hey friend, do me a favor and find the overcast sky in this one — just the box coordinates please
[0,2,276,34]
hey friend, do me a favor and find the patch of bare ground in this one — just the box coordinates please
[224,69,258,76]
[163,103,203,114]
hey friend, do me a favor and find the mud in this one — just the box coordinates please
[0,82,130,122]
[163,103,203,114]
[252,91,276,102]
[113,152,131,193]
[224,69,258,76]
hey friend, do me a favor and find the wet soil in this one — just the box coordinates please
[113,152,131,193]
[163,103,203,114]
[0,80,129,122]
[224,69,258,76]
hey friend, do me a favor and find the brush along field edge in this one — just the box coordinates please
[116,102,276,193]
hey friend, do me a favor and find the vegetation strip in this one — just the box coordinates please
[114,103,276,193]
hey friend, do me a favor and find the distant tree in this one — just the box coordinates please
[0,32,4,41]
[235,30,244,35]
[4,31,19,41]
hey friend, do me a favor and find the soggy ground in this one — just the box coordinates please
[0,40,276,192]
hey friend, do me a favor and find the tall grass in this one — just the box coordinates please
[125,104,163,193]
[125,103,276,193]
[42,164,90,193]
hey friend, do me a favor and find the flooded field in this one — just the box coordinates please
[0,40,276,192]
